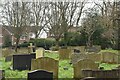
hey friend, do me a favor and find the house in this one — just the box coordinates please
[0,25,34,46]
[47,26,80,38]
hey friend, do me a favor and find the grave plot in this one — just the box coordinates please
[31,57,58,78]
[13,54,36,70]
[73,59,99,79]
[28,70,53,80]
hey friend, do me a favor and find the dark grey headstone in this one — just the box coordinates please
[5,55,12,62]
[0,70,5,80]
[13,53,36,70]
[28,70,53,80]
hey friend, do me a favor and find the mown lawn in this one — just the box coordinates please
[0,49,120,78]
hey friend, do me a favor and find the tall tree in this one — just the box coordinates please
[30,2,48,38]
[1,1,31,52]
[45,2,86,47]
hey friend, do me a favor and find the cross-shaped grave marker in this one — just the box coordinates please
[28,43,35,53]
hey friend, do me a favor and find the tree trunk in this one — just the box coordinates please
[87,35,92,47]
[55,38,60,49]
[15,37,20,52]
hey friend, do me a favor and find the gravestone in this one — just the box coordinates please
[31,57,58,78]
[73,46,86,54]
[28,43,35,53]
[86,45,101,53]
[71,54,87,64]
[13,54,35,70]
[28,70,53,80]
[5,55,12,62]
[71,53,101,64]
[73,59,99,79]
[87,53,101,62]
[101,52,118,63]
[36,48,44,59]
[2,48,13,57]
[0,70,5,80]
[59,48,72,59]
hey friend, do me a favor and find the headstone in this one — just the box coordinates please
[28,70,53,80]
[28,43,35,53]
[5,55,12,62]
[87,53,101,62]
[59,49,72,59]
[2,48,13,57]
[101,52,118,63]
[31,57,58,78]
[0,70,5,80]
[36,48,44,59]
[73,46,86,54]
[73,59,99,79]
[71,54,87,64]
[13,54,35,70]
[86,45,101,53]
[71,53,101,64]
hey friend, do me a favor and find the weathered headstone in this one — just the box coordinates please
[71,53,101,64]
[31,57,58,78]
[72,46,86,54]
[36,48,44,59]
[71,54,87,64]
[86,45,101,53]
[0,70,5,80]
[59,48,72,59]
[101,52,118,63]
[13,54,35,70]
[2,48,13,57]
[73,59,99,79]
[28,43,35,53]
[28,70,53,80]
[87,53,101,62]
[5,55,12,62]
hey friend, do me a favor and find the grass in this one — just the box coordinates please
[0,49,120,78]
[99,63,120,70]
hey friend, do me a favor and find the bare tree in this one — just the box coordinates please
[94,0,118,48]
[45,2,86,47]
[81,8,102,47]
[1,1,31,52]
[30,2,48,38]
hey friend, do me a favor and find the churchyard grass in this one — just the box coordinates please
[100,63,120,70]
[0,49,119,78]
